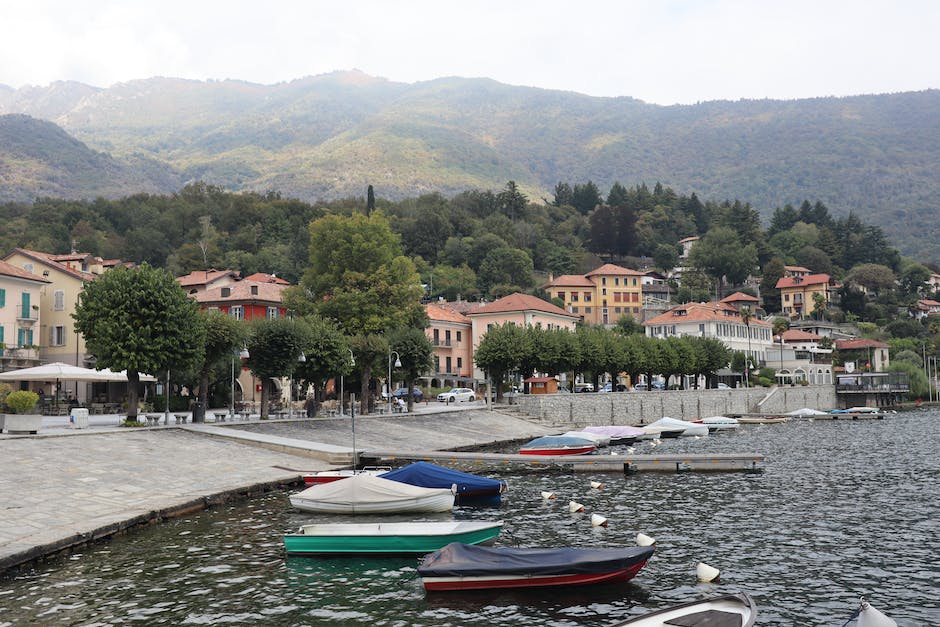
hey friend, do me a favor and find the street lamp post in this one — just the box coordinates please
[387,350,401,415]
[340,348,354,417]
[289,352,306,419]
[230,348,250,418]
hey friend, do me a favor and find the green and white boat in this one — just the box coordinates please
[283,520,504,556]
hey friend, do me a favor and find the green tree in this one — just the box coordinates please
[497,180,528,222]
[367,185,375,214]
[349,333,389,415]
[688,227,758,292]
[478,247,533,295]
[73,264,205,420]
[652,243,679,273]
[474,322,527,399]
[845,263,897,297]
[194,310,246,422]
[244,318,308,419]
[294,316,351,413]
[388,326,434,411]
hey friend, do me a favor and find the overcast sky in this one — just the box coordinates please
[1,0,938,105]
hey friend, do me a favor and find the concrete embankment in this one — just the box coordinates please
[0,408,551,573]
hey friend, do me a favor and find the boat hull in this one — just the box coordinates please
[518,445,596,456]
[283,521,503,555]
[421,563,647,591]
[418,543,654,592]
[289,492,455,514]
[610,592,757,626]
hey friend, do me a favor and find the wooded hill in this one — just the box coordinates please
[1,72,939,260]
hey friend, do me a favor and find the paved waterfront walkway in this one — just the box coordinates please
[0,404,550,573]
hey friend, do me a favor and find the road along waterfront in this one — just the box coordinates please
[1,409,937,625]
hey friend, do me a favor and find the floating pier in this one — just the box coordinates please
[360,449,765,473]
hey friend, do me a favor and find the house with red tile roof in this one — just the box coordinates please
[775,273,839,319]
[643,301,773,366]
[0,259,50,371]
[424,303,474,389]
[719,291,762,313]
[913,299,940,320]
[541,263,644,326]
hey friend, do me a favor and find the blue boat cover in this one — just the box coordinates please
[382,462,507,496]
[417,542,655,577]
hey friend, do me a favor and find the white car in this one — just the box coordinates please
[437,387,476,403]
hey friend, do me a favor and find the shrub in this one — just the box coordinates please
[6,390,39,414]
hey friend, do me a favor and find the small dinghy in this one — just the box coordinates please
[418,542,654,591]
[283,520,503,556]
[289,473,455,514]
[519,435,596,455]
[644,417,708,437]
[582,425,645,445]
[610,592,756,626]
[694,416,739,433]
[301,466,390,487]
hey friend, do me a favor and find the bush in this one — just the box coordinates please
[757,376,773,387]
[6,390,39,414]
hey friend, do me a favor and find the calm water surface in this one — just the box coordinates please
[2,411,938,626]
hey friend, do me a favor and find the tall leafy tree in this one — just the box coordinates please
[294,316,351,411]
[73,264,205,420]
[194,310,246,422]
[496,180,528,222]
[688,227,758,293]
[348,333,389,415]
[244,317,308,419]
[388,326,434,411]
[474,322,527,399]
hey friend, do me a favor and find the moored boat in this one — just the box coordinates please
[381,461,507,503]
[609,592,756,626]
[519,435,596,455]
[736,416,789,424]
[289,473,456,514]
[582,425,645,445]
[417,542,655,591]
[644,417,709,437]
[693,415,739,432]
[301,466,390,487]
[283,520,504,556]
[562,430,611,447]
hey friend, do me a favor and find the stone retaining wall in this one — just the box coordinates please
[511,385,836,428]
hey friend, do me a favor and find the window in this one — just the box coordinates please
[445,330,452,345]
[51,325,66,346]
[583,292,592,302]
[456,331,462,342]
[601,277,606,285]
[557,291,565,301]
[457,357,463,369]
[221,287,231,297]
[435,356,440,371]
[571,293,578,302]
[23,263,33,274]
[571,306,579,313]
[266,307,279,319]
[615,278,620,285]
[0,325,4,344]
[445,356,452,372]
[52,289,65,311]
[433,329,440,345]
[230,306,244,320]
[0,288,5,307]
[615,307,621,313]
[585,306,592,313]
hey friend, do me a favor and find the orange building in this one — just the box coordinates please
[425,303,474,389]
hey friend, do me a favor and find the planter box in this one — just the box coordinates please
[1,414,42,434]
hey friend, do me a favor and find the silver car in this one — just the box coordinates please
[437,387,475,403]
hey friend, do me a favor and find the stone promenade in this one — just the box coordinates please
[0,407,550,573]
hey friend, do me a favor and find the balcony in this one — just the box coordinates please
[16,308,39,326]
[1,346,41,366]
[432,339,453,347]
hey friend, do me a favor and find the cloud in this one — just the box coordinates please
[1,0,938,104]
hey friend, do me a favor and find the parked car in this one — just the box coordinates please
[573,383,594,393]
[437,387,476,403]
[716,382,731,390]
[392,387,424,400]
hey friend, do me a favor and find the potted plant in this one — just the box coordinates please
[2,390,42,434]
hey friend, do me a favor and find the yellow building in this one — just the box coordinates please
[0,259,50,371]
[541,263,644,326]
[775,273,839,319]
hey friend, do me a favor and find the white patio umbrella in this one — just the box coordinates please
[0,362,116,383]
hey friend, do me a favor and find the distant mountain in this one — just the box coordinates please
[1,72,939,260]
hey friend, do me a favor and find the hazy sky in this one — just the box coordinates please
[2,0,938,105]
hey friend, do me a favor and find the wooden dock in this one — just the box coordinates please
[360,449,765,473]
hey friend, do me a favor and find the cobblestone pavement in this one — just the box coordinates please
[0,407,550,572]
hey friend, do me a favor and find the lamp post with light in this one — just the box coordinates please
[340,348,354,417]
[288,351,306,419]
[230,347,250,418]
[388,350,401,415]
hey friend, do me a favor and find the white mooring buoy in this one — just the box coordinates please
[696,561,720,582]
[568,500,584,513]
[636,532,656,546]
[590,513,608,527]
[590,480,604,489]
[540,491,556,500]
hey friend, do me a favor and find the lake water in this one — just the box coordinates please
[1,411,938,626]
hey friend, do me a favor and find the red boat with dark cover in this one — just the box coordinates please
[518,435,596,456]
[417,542,654,591]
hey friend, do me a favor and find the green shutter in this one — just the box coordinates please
[21,292,30,318]
[0,325,4,344]
[0,288,5,307]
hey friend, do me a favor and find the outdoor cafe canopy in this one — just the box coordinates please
[0,362,157,383]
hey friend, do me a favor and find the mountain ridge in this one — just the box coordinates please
[1,72,938,260]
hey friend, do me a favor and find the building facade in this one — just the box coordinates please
[0,259,50,373]
[541,263,645,326]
